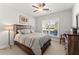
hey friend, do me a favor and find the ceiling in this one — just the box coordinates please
[5,3,74,17]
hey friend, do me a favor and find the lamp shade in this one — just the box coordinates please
[0,24,4,31]
[4,25,13,31]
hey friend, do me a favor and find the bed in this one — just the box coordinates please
[13,24,51,55]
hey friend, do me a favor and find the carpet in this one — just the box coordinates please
[0,40,65,55]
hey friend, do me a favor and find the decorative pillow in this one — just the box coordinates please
[17,29,31,34]
[17,30,25,34]
[24,29,31,34]
[20,29,26,34]
[17,30,22,34]
[30,29,35,33]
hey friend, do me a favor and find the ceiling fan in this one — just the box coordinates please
[32,3,49,12]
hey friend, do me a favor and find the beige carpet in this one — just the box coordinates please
[0,40,65,55]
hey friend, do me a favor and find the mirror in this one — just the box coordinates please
[76,16,78,28]
[76,15,79,34]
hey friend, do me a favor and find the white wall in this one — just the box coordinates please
[0,4,35,49]
[35,9,72,36]
[72,3,79,28]
[0,4,35,26]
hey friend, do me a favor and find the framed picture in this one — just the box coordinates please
[19,15,28,24]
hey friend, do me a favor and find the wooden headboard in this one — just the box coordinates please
[13,24,31,38]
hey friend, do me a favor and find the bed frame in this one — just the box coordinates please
[13,24,51,55]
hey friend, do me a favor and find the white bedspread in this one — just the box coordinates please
[14,33,50,55]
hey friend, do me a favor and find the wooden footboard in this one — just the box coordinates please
[14,41,34,55]
[14,39,51,55]
[41,39,51,54]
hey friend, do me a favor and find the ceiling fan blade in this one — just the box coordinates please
[37,3,41,7]
[33,10,38,12]
[38,3,45,7]
[43,8,49,10]
[42,3,45,7]
[32,5,38,8]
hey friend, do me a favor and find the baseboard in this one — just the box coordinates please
[0,45,9,50]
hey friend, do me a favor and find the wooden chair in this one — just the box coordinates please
[60,34,65,45]
[60,34,68,54]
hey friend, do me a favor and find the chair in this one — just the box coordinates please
[60,34,65,45]
[60,33,68,54]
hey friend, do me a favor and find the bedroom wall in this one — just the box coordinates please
[35,9,72,37]
[0,4,35,49]
[72,3,79,28]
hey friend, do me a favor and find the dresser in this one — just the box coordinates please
[67,34,79,55]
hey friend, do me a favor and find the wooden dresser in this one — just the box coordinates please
[67,34,79,55]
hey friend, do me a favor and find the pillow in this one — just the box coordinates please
[30,29,35,33]
[24,29,31,34]
[17,29,31,34]
[17,30,22,34]
[20,29,26,34]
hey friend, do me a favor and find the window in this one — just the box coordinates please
[42,18,59,37]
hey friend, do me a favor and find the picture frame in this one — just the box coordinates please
[19,15,28,24]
